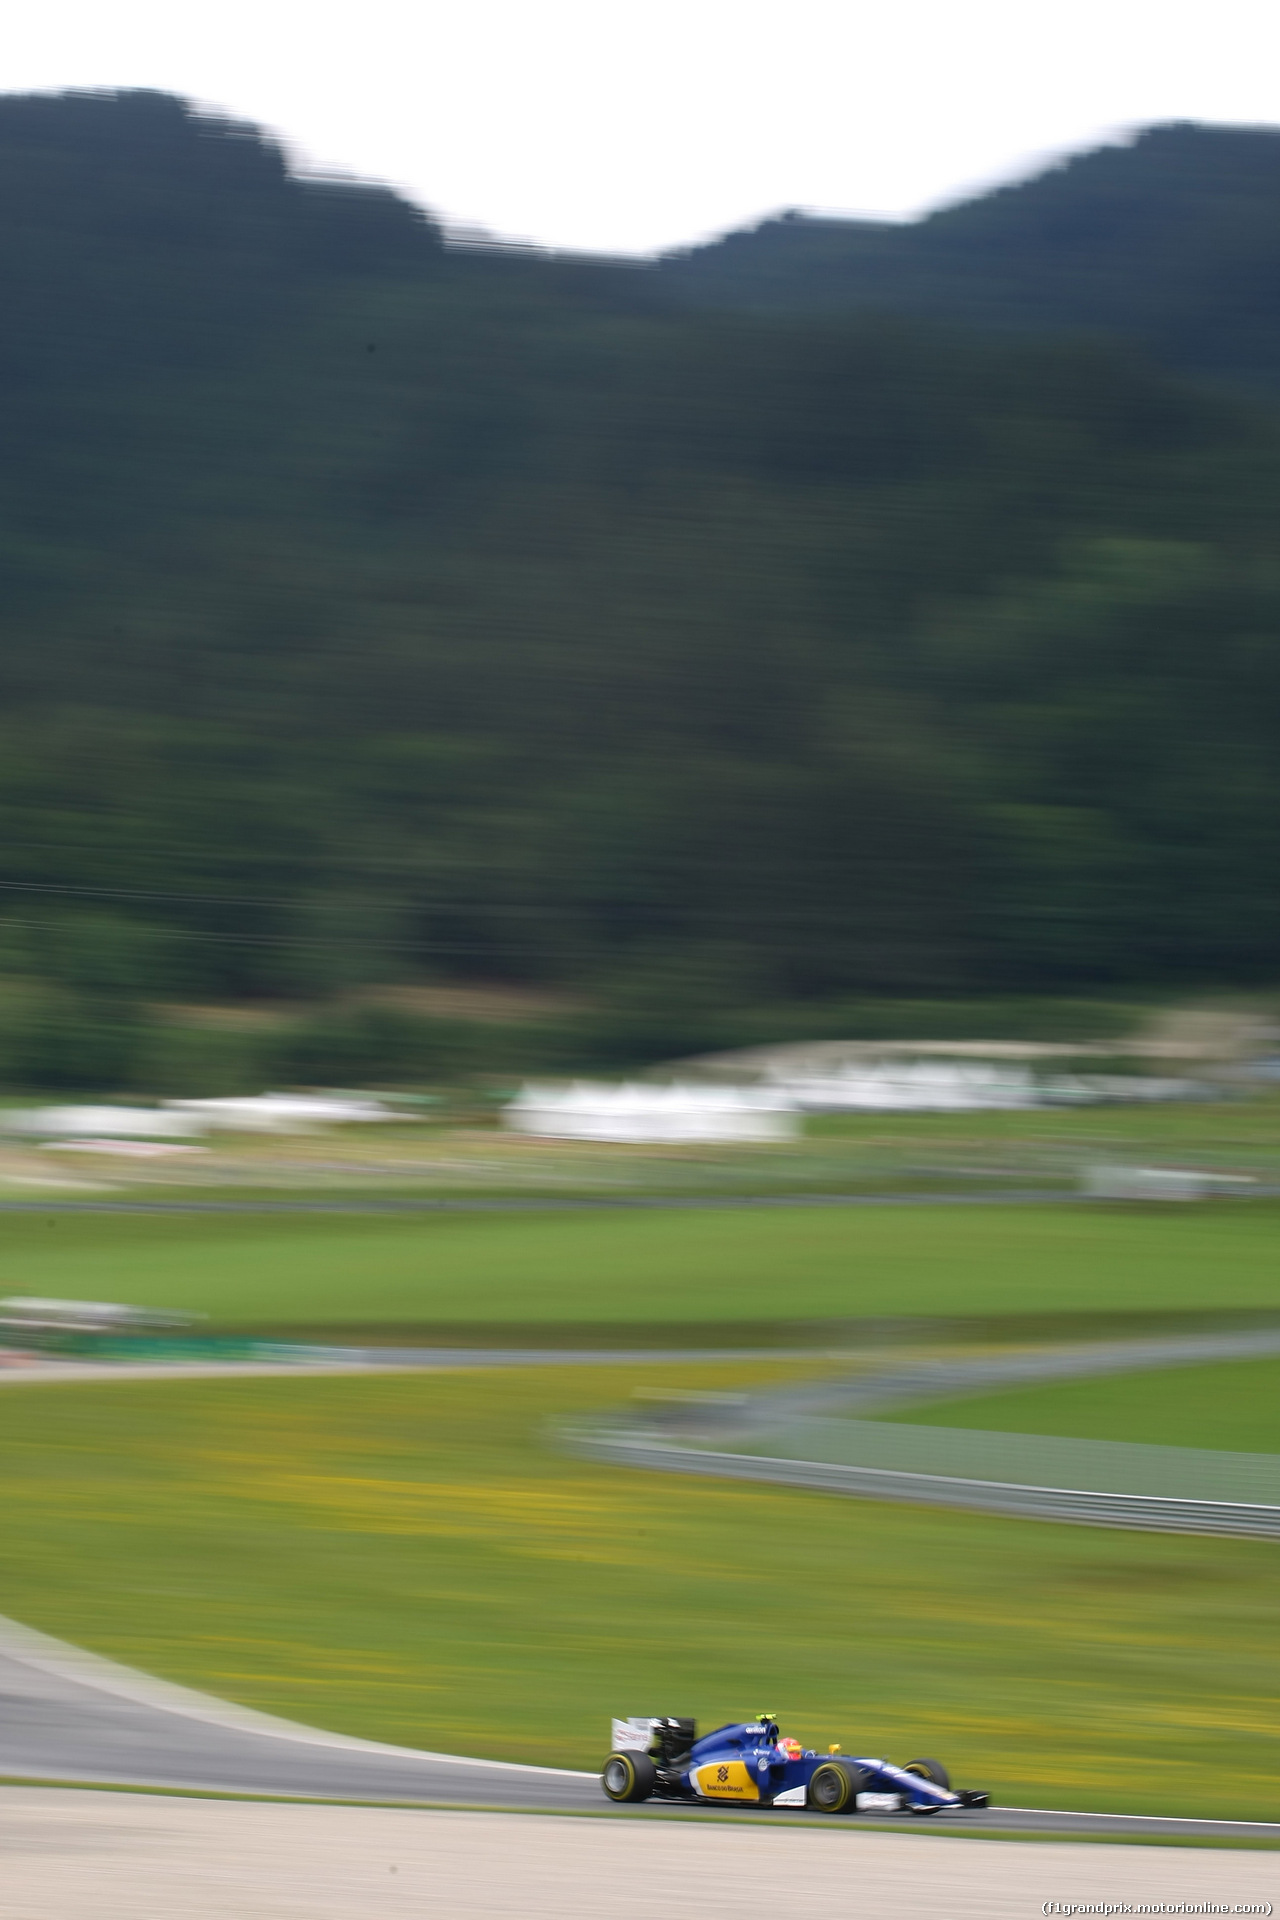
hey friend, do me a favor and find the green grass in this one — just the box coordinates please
[891,1355,1280,1453]
[2,1366,1280,1821]
[4,1202,1280,1331]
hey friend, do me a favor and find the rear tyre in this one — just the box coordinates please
[602,1750,658,1803]
[808,1760,865,1814]
[903,1757,951,1791]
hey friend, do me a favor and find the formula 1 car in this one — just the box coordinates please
[602,1715,990,1815]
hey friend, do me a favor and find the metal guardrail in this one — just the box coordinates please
[735,1416,1280,1502]
[578,1433,1280,1538]
[751,1327,1280,1426]
[572,1327,1280,1537]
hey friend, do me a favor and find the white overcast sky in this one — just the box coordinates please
[5,0,1280,255]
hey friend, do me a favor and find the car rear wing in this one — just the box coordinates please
[610,1718,658,1751]
[610,1716,698,1763]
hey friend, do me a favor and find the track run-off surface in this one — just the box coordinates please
[8,1793,1278,1920]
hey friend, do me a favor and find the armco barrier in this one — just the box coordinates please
[729,1415,1280,1502]
[578,1434,1280,1538]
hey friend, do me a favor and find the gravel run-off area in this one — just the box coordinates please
[3,1789,1278,1920]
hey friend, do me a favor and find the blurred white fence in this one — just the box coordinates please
[767,1062,1205,1112]
[0,1095,396,1139]
[162,1094,395,1133]
[1,1105,200,1139]
[504,1082,798,1143]
[772,1061,1044,1111]
[1081,1164,1256,1201]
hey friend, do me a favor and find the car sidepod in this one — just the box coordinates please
[688,1756,764,1803]
[683,1724,801,1806]
[683,1736,834,1810]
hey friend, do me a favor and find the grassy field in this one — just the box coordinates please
[3,1202,1280,1333]
[891,1355,1280,1452]
[2,1364,1278,1819]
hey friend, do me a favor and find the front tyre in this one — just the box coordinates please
[808,1760,864,1814]
[903,1757,951,1791]
[602,1750,658,1803]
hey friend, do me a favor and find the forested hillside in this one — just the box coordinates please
[2,91,1280,1083]
[658,123,1280,390]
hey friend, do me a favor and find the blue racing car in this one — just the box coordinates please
[602,1715,990,1815]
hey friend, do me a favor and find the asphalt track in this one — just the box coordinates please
[2,1616,1277,1844]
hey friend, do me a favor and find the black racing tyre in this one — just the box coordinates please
[808,1759,864,1814]
[602,1750,658,1803]
[903,1757,951,1791]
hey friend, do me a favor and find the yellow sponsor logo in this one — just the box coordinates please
[694,1761,760,1802]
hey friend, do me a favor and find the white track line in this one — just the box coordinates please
[995,1803,1280,1829]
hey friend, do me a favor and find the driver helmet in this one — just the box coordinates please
[777,1736,803,1761]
